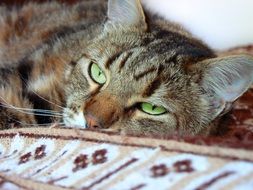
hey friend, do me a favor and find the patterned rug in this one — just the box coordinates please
[0,127,253,190]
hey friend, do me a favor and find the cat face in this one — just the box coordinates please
[64,32,208,136]
[63,0,253,136]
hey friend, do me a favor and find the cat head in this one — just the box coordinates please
[64,0,253,136]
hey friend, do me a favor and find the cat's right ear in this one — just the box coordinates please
[106,0,147,30]
[195,55,253,119]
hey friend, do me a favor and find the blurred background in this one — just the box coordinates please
[143,0,253,50]
[1,0,253,50]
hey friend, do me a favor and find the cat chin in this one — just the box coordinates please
[63,109,87,129]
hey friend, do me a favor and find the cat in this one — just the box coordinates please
[0,0,253,137]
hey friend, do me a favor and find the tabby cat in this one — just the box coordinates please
[0,0,253,137]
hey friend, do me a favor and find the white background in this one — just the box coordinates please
[142,0,253,50]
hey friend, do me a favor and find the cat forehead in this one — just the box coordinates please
[88,37,170,70]
[86,37,188,87]
[87,37,181,77]
[84,28,214,93]
[99,50,187,100]
[87,27,213,66]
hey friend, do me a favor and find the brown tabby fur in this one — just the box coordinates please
[0,0,252,137]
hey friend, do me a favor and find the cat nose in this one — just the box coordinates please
[84,114,102,129]
[84,93,122,129]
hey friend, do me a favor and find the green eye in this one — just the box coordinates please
[140,102,167,115]
[90,62,106,84]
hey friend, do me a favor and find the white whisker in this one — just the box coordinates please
[2,106,63,116]
[18,74,65,109]
[0,96,64,118]
[28,89,65,109]
[1,104,63,115]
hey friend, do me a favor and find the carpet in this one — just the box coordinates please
[0,127,253,190]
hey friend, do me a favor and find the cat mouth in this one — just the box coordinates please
[63,109,87,128]
[63,108,123,134]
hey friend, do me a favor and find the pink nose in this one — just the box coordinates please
[84,114,102,129]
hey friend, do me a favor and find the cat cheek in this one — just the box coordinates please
[64,61,78,80]
[129,114,178,136]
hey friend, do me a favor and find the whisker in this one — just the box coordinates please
[16,107,62,115]
[0,104,64,117]
[11,118,65,127]
[31,113,63,118]
[1,104,63,115]
[18,74,65,109]
[0,97,64,118]
[28,89,65,109]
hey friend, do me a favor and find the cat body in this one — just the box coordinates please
[0,0,252,137]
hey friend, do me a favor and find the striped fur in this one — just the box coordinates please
[0,0,252,137]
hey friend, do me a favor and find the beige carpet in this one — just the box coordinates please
[0,127,253,190]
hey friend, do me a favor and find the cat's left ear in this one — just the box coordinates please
[196,55,253,118]
[106,0,147,29]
